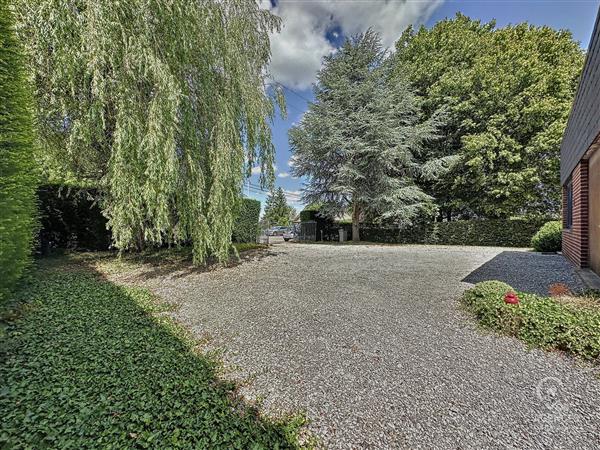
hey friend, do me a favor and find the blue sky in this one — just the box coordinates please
[250,0,600,213]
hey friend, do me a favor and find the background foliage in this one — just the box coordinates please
[0,0,38,300]
[394,14,584,219]
[15,0,283,263]
[262,187,295,227]
[232,198,261,243]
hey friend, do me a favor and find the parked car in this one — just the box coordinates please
[267,226,288,236]
[283,228,295,241]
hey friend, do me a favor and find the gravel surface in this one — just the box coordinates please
[462,250,585,295]
[133,243,600,449]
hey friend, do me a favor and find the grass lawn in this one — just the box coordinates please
[0,257,303,449]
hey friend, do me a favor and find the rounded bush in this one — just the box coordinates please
[531,221,562,252]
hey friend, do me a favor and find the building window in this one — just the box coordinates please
[566,179,573,229]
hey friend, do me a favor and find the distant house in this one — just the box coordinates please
[560,7,600,276]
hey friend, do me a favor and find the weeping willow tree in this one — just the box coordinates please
[15,0,282,262]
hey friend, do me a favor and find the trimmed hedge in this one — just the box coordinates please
[0,3,39,300]
[531,221,562,252]
[38,185,111,252]
[232,198,261,243]
[359,218,545,247]
[299,207,320,222]
[462,281,600,361]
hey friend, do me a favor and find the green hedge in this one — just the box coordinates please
[462,281,600,361]
[232,198,260,243]
[38,191,261,250]
[531,221,562,252]
[38,185,111,252]
[360,218,545,247]
[0,3,39,300]
[299,207,320,222]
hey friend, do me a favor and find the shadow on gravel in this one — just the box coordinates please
[76,248,281,283]
[462,251,584,296]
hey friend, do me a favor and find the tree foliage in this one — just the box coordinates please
[290,30,442,240]
[15,0,283,263]
[0,0,38,300]
[394,14,584,218]
[262,187,294,227]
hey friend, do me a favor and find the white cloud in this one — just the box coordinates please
[278,172,290,178]
[261,0,444,89]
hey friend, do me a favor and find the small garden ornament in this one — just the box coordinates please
[504,292,520,305]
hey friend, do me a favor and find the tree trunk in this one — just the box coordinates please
[136,227,145,252]
[352,202,360,242]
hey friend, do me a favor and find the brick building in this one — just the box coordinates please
[561,7,600,275]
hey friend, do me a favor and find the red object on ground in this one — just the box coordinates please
[504,292,519,305]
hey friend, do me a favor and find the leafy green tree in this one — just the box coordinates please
[394,14,584,218]
[262,187,293,227]
[290,30,442,241]
[15,0,283,263]
[0,0,38,299]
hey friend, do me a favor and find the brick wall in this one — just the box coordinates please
[562,160,589,268]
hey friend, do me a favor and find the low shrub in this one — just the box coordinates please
[0,262,302,448]
[462,280,513,307]
[232,198,261,243]
[531,221,562,252]
[462,281,600,361]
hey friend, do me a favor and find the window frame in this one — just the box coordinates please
[565,178,573,229]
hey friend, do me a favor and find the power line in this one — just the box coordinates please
[268,77,312,104]
[246,188,302,200]
[244,182,303,200]
[282,101,306,116]
[248,182,301,196]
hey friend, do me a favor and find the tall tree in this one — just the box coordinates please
[15,0,283,263]
[0,0,38,299]
[290,30,442,241]
[262,187,293,227]
[394,14,584,218]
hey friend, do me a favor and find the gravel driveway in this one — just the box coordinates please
[139,244,599,449]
